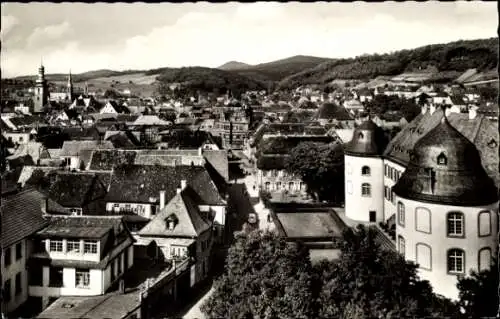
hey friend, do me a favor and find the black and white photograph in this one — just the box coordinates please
[0,1,498,319]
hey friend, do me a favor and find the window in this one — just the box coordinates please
[447,212,464,237]
[75,269,90,288]
[15,272,21,295]
[49,267,63,287]
[437,152,447,166]
[398,236,405,257]
[415,207,431,233]
[265,182,270,191]
[346,181,353,195]
[110,261,115,282]
[276,182,281,190]
[397,202,405,227]
[347,163,352,175]
[384,164,389,177]
[361,166,371,176]
[478,211,491,237]
[361,183,371,197]
[117,255,122,275]
[478,248,492,271]
[391,190,396,204]
[4,247,11,267]
[288,182,294,191]
[447,249,465,274]
[67,240,81,253]
[49,240,63,252]
[3,279,11,302]
[15,242,22,260]
[84,241,98,254]
[416,243,432,270]
[390,168,394,180]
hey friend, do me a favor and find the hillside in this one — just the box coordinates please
[278,37,498,89]
[218,61,252,70]
[155,66,268,96]
[229,55,333,82]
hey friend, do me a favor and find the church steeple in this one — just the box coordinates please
[67,69,74,101]
[34,60,48,113]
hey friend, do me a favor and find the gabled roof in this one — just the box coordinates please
[106,165,225,206]
[138,189,211,238]
[133,115,170,126]
[88,150,137,170]
[48,172,106,208]
[6,142,49,163]
[202,149,229,181]
[17,165,60,187]
[317,103,353,120]
[1,189,50,247]
[60,140,114,157]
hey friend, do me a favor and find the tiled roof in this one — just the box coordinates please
[6,142,49,163]
[317,103,353,121]
[60,140,114,157]
[1,189,50,247]
[17,165,60,187]
[88,150,137,170]
[48,172,106,208]
[133,115,170,126]
[384,109,499,186]
[138,189,211,238]
[37,216,123,239]
[105,132,139,149]
[202,150,229,181]
[106,165,225,206]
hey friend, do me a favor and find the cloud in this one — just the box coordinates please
[0,2,497,78]
[1,15,19,39]
[26,21,72,49]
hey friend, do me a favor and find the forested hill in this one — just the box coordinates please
[277,37,498,89]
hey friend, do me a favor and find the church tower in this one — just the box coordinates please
[34,62,48,113]
[67,70,74,101]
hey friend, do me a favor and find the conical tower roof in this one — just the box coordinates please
[345,119,388,157]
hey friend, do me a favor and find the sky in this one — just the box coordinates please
[1,1,497,78]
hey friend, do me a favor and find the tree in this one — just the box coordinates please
[285,142,344,203]
[316,225,458,318]
[456,258,499,318]
[201,230,317,319]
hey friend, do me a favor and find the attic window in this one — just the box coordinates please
[488,139,497,148]
[437,152,447,166]
[165,214,178,230]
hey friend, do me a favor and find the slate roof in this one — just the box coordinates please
[383,109,499,186]
[60,140,114,157]
[345,120,389,157]
[1,189,50,247]
[17,165,60,187]
[48,172,106,208]
[138,189,211,238]
[202,149,229,181]
[106,165,225,206]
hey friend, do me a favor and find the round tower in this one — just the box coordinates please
[393,114,498,300]
[344,119,388,222]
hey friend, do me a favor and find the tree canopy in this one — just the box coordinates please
[285,141,344,203]
[316,225,458,318]
[201,230,317,319]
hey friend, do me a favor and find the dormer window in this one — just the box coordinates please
[437,152,447,166]
[488,139,497,148]
[165,214,179,230]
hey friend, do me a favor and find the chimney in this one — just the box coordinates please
[181,180,187,190]
[198,147,203,156]
[41,198,48,214]
[159,191,166,210]
[469,106,478,120]
[429,104,436,115]
[119,279,125,294]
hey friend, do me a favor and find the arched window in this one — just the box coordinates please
[415,207,431,233]
[478,247,492,271]
[346,181,353,195]
[416,243,432,270]
[447,212,465,237]
[478,211,492,237]
[397,202,405,227]
[361,183,371,197]
[437,152,447,166]
[361,166,371,176]
[398,236,405,257]
[447,249,465,274]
